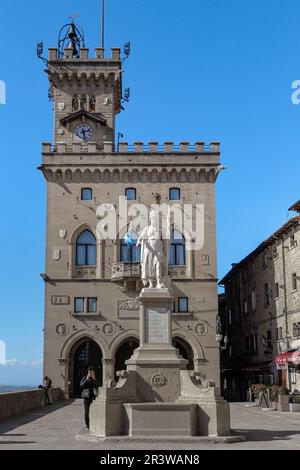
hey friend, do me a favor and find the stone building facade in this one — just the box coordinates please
[40,41,223,398]
[219,203,300,401]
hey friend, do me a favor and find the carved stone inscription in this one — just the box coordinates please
[146,308,168,344]
[51,296,70,305]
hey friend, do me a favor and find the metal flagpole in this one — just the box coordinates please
[101,0,105,49]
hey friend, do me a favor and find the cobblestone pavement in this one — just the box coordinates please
[0,400,300,450]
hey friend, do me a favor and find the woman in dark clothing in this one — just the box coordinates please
[80,366,99,430]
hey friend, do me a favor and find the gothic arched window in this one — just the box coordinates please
[89,95,96,111]
[76,230,96,266]
[72,94,79,112]
[120,232,141,263]
[168,230,186,266]
[80,94,87,110]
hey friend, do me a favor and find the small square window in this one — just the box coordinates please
[125,188,136,200]
[87,298,97,313]
[74,298,84,313]
[178,297,188,313]
[274,282,279,298]
[169,188,180,201]
[81,188,93,201]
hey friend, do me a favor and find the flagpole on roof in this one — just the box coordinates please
[101,0,105,49]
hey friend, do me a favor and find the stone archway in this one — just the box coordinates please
[114,337,140,379]
[69,338,103,397]
[172,336,194,370]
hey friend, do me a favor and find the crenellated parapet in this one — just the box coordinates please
[48,47,121,62]
[42,141,220,154]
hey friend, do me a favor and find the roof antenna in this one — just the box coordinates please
[101,0,105,49]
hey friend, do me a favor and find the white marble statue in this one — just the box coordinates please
[136,209,170,289]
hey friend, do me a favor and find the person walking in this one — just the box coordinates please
[43,376,53,405]
[80,366,99,430]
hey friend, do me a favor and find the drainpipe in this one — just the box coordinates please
[273,235,290,389]
[281,238,289,351]
[273,235,289,350]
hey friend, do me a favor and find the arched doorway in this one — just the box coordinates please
[69,338,103,397]
[173,336,194,370]
[114,337,139,379]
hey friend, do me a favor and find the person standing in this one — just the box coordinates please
[80,366,99,430]
[43,376,52,405]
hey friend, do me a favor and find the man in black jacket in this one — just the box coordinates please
[80,366,99,430]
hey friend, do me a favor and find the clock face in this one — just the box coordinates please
[74,123,93,141]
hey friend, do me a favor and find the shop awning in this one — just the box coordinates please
[275,351,300,365]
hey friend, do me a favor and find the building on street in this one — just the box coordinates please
[219,202,300,401]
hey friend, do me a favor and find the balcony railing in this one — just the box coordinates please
[74,266,97,279]
[168,266,187,279]
[111,262,141,281]
[111,263,187,281]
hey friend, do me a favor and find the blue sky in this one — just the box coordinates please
[0,0,299,385]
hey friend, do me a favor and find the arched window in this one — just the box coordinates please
[76,230,96,266]
[169,230,186,266]
[80,94,87,110]
[89,95,96,111]
[72,94,79,112]
[120,232,140,262]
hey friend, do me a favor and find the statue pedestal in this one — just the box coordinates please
[90,287,231,437]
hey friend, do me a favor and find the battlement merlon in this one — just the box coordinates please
[48,47,121,62]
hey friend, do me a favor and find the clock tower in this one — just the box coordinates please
[48,30,122,149]
[40,18,230,439]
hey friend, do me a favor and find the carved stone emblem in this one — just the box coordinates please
[57,102,65,111]
[152,374,168,388]
[56,324,68,336]
[118,298,139,310]
[195,322,208,336]
[103,323,115,336]
[52,248,61,261]
[117,297,140,319]
[201,255,210,265]
[59,230,67,239]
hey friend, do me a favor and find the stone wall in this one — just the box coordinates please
[0,388,64,422]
